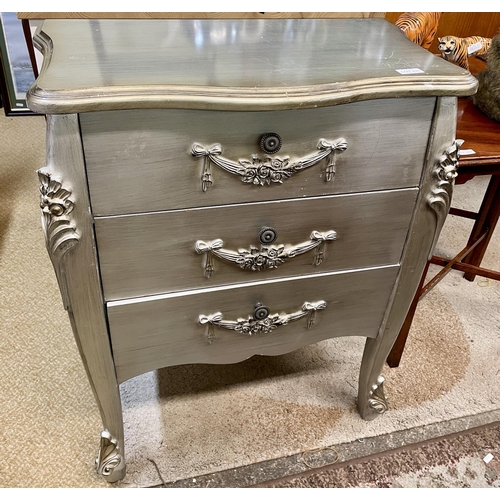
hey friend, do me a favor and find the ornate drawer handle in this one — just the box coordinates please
[199,300,327,344]
[191,138,347,192]
[195,229,337,278]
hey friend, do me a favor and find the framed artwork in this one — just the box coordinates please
[0,12,37,115]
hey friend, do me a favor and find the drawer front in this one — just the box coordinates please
[95,188,417,300]
[107,265,399,383]
[81,97,434,216]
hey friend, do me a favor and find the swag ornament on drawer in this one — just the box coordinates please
[199,300,327,344]
[191,138,347,191]
[195,229,337,278]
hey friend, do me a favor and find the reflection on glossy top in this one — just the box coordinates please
[28,18,478,113]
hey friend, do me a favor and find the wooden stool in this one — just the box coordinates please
[387,60,500,368]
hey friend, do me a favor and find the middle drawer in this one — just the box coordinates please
[95,188,418,300]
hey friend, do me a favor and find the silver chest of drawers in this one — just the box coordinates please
[28,18,477,482]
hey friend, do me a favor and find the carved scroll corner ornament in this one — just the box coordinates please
[37,169,79,257]
[368,375,388,415]
[428,139,464,213]
[37,169,80,311]
[95,430,124,479]
[427,139,464,256]
[199,300,327,344]
[191,138,347,191]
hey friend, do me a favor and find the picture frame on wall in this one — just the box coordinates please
[0,12,38,115]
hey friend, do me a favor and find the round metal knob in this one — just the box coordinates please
[260,133,282,154]
[258,227,278,245]
[254,303,270,321]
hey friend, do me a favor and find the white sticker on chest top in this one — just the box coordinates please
[396,68,425,75]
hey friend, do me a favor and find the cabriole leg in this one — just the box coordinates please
[358,337,390,420]
[40,114,126,482]
[358,97,461,420]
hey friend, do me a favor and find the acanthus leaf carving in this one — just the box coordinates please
[95,430,124,478]
[37,169,80,309]
[427,139,464,257]
[368,375,388,415]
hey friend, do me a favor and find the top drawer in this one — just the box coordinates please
[81,97,435,216]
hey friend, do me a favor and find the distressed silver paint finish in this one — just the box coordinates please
[40,115,125,482]
[27,18,477,483]
[27,19,477,114]
[191,138,347,191]
[357,97,459,420]
[199,300,327,344]
[80,100,435,216]
[195,230,337,278]
[106,265,400,383]
[94,189,418,300]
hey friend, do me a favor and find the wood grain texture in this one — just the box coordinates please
[95,189,418,300]
[26,19,477,114]
[18,12,387,19]
[107,265,400,383]
[357,97,459,420]
[43,114,125,481]
[456,76,500,168]
[81,99,434,216]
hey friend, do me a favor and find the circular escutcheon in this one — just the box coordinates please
[260,133,282,154]
[258,227,278,245]
[253,303,271,321]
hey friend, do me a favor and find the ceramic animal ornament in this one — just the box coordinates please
[472,32,500,123]
[395,12,442,49]
[438,35,492,71]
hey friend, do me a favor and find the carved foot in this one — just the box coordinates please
[358,375,389,421]
[95,430,125,482]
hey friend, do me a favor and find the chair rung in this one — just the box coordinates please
[449,207,478,220]
[430,257,500,281]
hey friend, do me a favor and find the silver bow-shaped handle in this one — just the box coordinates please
[191,138,347,191]
[195,230,337,278]
[199,300,327,344]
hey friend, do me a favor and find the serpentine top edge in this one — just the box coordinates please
[27,19,478,114]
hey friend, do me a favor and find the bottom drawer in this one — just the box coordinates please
[107,265,399,383]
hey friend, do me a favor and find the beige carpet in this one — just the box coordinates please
[0,111,499,488]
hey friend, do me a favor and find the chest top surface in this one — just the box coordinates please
[28,18,477,114]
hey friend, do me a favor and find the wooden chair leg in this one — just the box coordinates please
[21,19,39,78]
[386,261,430,368]
[388,174,500,367]
[462,175,500,281]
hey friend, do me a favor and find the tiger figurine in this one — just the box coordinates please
[438,35,492,70]
[395,12,442,49]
